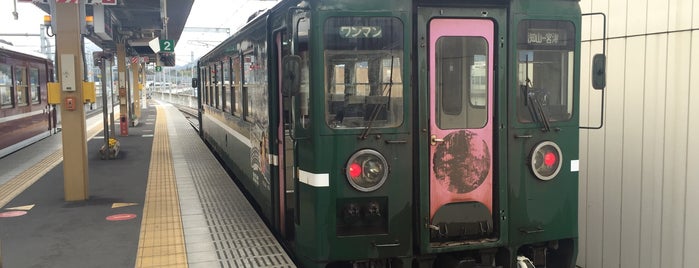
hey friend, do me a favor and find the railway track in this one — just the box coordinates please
[174,104,199,132]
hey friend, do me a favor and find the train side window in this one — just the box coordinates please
[205,66,211,106]
[0,64,11,108]
[14,66,28,106]
[209,66,216,106]
[30,68,40,104]
[199,69,203,104]
[213,64,220,109]
[223,57,231,112]
[218,62,224,110]
[201,66,208,105]
[233,56,242,116]
[243,53,254,121]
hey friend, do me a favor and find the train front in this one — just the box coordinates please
[281,0,584,267]
[283,1,414,267]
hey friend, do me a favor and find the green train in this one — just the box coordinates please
[195,0,605,267]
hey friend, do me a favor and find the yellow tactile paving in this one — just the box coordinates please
[0,117,104,208]
[0,149,63,208]
[135,105,188,268]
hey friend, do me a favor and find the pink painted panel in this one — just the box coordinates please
[428,19,495,219]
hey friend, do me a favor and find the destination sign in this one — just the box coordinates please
[339,26,383,38]
[527,29,567,46]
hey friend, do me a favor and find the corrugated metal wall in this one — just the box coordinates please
[578,0,699,267]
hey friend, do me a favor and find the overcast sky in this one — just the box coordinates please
[174,0,279,65]
[0,0,280,66]
[0,1,47,49]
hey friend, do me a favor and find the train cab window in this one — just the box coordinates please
[0,64,11,108]
[14,66,28,106]
[435,37,488,129]
[516,20,575,123]
[30,68,40,104]
[323,17,404,129]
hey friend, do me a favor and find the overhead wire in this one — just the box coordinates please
[177,0,278,65]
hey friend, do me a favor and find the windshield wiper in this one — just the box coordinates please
[529,94,551,132]
[359,83,391,139]
[522,84,552,132]
[359,55,394,139]
[521,53,551,132]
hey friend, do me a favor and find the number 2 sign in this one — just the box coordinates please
[159,40,174,52]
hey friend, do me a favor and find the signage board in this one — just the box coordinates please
[159,40,175,52]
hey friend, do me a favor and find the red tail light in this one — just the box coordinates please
[345,149,389,192]
[348,163,362,178]
[530,141,563,181]
[544,151,557,167]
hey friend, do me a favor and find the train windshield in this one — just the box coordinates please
[516,20,575,124]
[323,17,404,129]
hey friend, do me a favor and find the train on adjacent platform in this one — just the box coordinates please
[0,44,55,158]
[194,0,605,267]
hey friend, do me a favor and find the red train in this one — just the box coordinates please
[0,44,55,158]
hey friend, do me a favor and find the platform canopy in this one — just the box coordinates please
[35,0,194,57]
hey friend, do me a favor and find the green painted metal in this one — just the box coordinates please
[292,4,415,266]
[505,1,582,266]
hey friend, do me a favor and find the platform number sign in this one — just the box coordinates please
[155,66,162,72]
[159,40,174,52]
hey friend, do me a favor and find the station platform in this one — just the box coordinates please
[0,101,295,268]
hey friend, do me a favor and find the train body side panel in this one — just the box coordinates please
[0,45,52,158]
[202,108,274,219]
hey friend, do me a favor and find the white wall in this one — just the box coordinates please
[579,0,699,267]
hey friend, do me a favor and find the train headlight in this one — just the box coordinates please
[530,141,563,181]
[345,149,389,192]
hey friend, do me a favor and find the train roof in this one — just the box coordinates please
[0,43,51,61]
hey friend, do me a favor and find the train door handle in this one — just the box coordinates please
[430,135,444,146]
